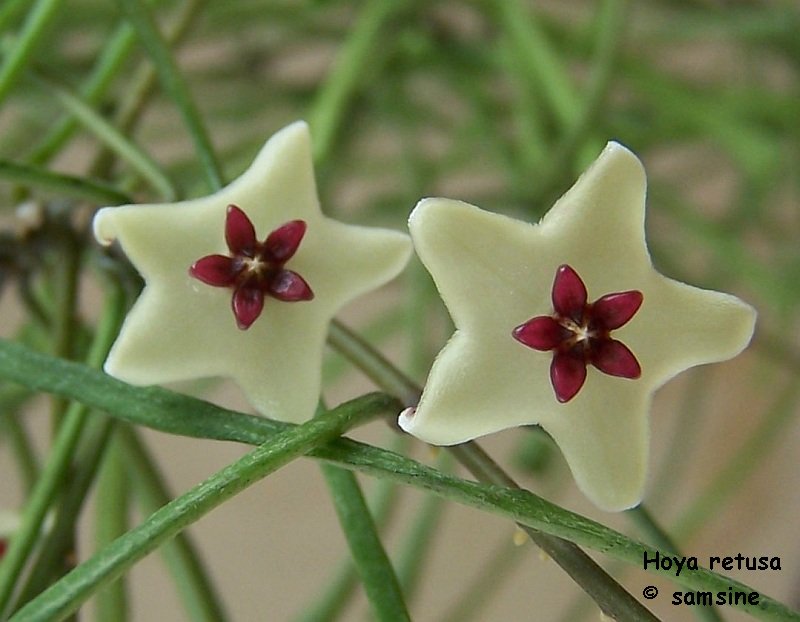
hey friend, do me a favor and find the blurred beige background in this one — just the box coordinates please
[1,0,799,619]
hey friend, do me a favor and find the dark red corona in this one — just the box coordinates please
[190,204,313,329]
[512,264,642,403]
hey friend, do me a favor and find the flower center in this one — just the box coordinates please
[560,317,594,345]
[512,264,643,403]
[189,204,314,330]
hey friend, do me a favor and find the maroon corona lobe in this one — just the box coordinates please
[190,204,313,330]
[512,265,642,403]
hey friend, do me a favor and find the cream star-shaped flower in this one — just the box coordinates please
[94,121,411,422]
[399,142,756,511]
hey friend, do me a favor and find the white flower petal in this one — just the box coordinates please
[95,122,412,422]
[403,142,756,511]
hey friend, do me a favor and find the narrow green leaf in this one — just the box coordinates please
[116,0,222,191]
[0,286,126,617]
[309,0,407,164]
[321,465,410,622]
[0,387,38,492]
[94,436,129,622]
[627,505,722,622]
[0,341,796,621]
[36,77,177,201]
[28,22,139,166]
[0,0,30,33]
[0,160,131,205]
[296,435,409,622]
[120,426,228,622]
[492,0,580,128]
[439,538,524,622]
[11,417,116,612]
[395,465,447,597]
[0,0,63,107]
[10,394,393,622]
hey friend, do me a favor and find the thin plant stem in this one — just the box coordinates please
[328,320,420,408]
[309,0,407,165]
[326,322,658,621]
[11,417,116,613]
[296,434,408,622]
[320,464,410,622]
[48,216,81,429]
[491,0,580,129]
[0,387,39,493]
[448,442,659,622]
[627,505,722,622]
[496,35,548,176]
[94,434,129,622]
[10,394,398,622]
[119,426,228,622]
[0,0,63,107]
[529,0,628,204]
[395,461,448,597]
[34,76,177,201]
[90,0,206,183]
[650,369,713,506]
[27,21,138,166]
[116,0,222,191]
[0,0,30,33]
[0,283,125,617]
[0,343,796,621]
[0,160,132,205]
[0,408,86,614]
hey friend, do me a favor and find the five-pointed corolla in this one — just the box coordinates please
[93,122,412,423]
[513,264,643,403]
[190,205,313,329]
[399,142,757,511]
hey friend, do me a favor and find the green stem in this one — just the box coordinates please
[0,387,39,493]
[296,435,408,622]
[650,369,712,506]
[0,345,796,621]
[49,214,81,428]
[116,0,221,191]
[309,0,406,165]
[10,394,396,622]
[0,0,63,107]
[94,434,129,622]
[328,320,420,407]
[491,0,579,129]
[0,284,124,616]
[320,464,410,622]
[328,320,657,620]
[120,426,228,622]
[529,0,628,204]
[0,403,87,617]
[34,76,177,200]
[0,160,132,205]
[0,0,30,33]
[27,20,138,166]
[627,505,722,622]
[90,0,205,183]
[496,34,548,176]
[11,417,116,612]
[395,465,447,597]
[448,442,659,622]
